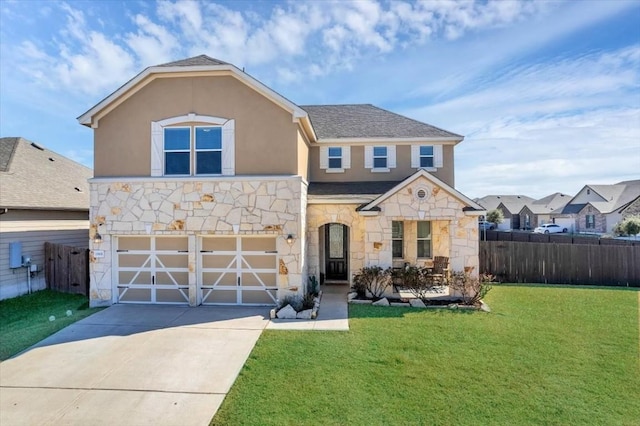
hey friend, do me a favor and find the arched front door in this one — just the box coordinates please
[325,223,349,281]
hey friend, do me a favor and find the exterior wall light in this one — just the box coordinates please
[94,224,103,244]
[286,234,295,245]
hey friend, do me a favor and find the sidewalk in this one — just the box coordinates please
[267,284,349,331]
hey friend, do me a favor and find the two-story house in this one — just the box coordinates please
[78,55,483,307]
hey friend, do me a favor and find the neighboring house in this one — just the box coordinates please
[553,180,640,234]
[518,192,570,230]
[77,55,484,308]
[0,137,92,300]
[474,195,535,230]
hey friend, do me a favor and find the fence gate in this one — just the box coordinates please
[45,242,89,295]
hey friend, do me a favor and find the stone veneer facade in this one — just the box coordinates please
[89,176,306,307]
[306,176,480,288]
[89,175,480,307]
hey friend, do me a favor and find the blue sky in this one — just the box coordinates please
[1,0,638,199]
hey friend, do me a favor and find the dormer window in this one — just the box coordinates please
[320,146,350,173]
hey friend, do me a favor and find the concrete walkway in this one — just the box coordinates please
[267,284,350,331]
[0,305,270,426]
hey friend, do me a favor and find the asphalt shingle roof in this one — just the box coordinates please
[0,137,92,211]
[157,55,230,67]
[308,181,401,196]
[528,192,570,214]
[301,104,462,140]
[474,195,535,214]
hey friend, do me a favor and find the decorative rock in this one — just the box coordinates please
[349,299,373,304]
[296,309,313,319]
[48,316,56,322]
[410,299,426,308]
[390,302,410,307]
[347,292,358,301]
[480,301,491,312]
[372,298,390,307]
[66,310,73,316]
[276,304,297,319]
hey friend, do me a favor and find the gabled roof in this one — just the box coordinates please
[359,169,483,212]
[77,55,309,129]
[0,137,92,211]
[562,180,640,214]
[474,195,535,214]
[526,192,570,214]
[157,55,229,67]
[300,104,462,141]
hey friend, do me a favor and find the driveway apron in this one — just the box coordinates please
[0,305,270,426]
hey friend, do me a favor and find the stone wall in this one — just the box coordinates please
[575,205,606,233]
[306,175,480,286]
[89,177,305,307]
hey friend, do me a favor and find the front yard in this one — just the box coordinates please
[213,285,639,425]
[0,290,101,360]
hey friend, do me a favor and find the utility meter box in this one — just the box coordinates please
[9,242,22,268]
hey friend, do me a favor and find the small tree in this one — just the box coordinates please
[353,266,392,299]
[449,271,493,305]
[486,209,504,225]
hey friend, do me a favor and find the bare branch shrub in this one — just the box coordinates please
[449,271,493,305]
[395,266,439,300]
[353,266,392,299]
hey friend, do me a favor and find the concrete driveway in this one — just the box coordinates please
[0,305,270,426]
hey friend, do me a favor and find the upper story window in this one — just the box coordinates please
[411,145,443,170]
[365,145,396,172]
[373,146,387,168]
[320,146,350,173]
[151,114,235,177]
[328,147,342,169]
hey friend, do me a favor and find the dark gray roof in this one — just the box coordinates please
[158,55,229,67]
[308,181,401,196]
[561,203,587,214]
[0,137,92,210]
[300,104,462,140]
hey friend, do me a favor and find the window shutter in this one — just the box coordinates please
[411,145,420,168]
[150,122,163,176]
[388,145,396,168]
[221,119,235,176]
[343,146,351,169]
[364,146,373,169]
[434,145,443,168]
[319,146,328,169]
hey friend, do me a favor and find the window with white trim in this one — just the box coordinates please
[328,147,342,169]
[392,221,404,258]
[163,126,222,175]
[586,214,595,229]
[419,146,434,168]
[151,114,235,177]
[320,146,350,172]
[417,221,432,258]
[373,146,387,168]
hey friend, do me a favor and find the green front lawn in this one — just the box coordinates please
[0,290,101,360]
[213,285,639,425]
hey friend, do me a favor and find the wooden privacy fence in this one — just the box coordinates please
[480,241,640,287]
[44,242,89,296]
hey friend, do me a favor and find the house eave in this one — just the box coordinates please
[314,136,462,145]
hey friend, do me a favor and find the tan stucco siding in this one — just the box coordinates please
[308,145,455,186]
[297,128,309,180]
[94,76,299,177]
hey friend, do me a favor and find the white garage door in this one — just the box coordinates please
[115,237,189,304]
[553,218,574,233]
[199,236,278,306]
[497,218,512,231]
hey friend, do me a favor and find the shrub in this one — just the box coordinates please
[613,215,640,236]
[449,271,493,305]
[353,266,392,299]
[301,293,316,310]
[395,265,439,300]
[307,275,319,296]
